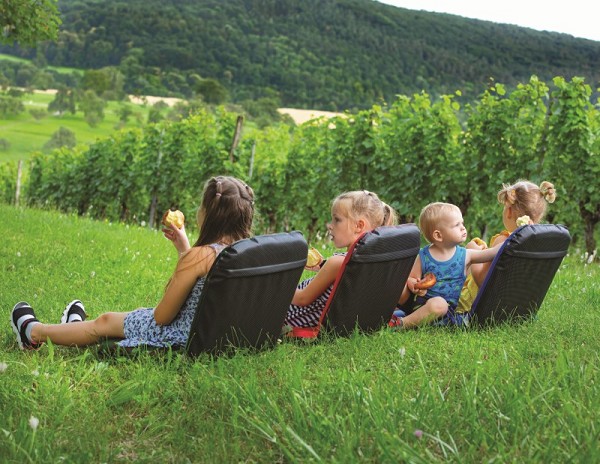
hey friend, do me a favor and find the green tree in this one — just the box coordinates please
[48,86,76,116]
[147,101,167,124]
[0,94,24,117]
[195,78,229,105]
[79,90,106,127]
[29,108,47,120]
[43,126,77,152]
[0,0,61,45]
[545,77,599,254]
[117,104,133,124]
[79,67,125,100]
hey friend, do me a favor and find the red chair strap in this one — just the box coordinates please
[287,232,368,339]
[289,326,320,338]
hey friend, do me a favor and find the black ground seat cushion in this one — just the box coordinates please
[323,223,421,336]
[186,231,308,355]
[470,224,570,326]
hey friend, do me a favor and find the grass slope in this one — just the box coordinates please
[0,91,151,163]
[0,205,599,462]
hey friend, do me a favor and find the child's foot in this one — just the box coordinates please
[60,300,87,324]
[11,302,41,350]
[388,314,405,329]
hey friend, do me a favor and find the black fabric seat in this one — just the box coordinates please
[186,231,307,355]
[469,224,570,326]
[291,224,420,338]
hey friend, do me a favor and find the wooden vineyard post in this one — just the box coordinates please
[229,115,244,163]
[148,130,165,228]
[15,160,22,206]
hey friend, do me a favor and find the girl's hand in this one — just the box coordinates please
[162,224,190,256]
[304,264,322,272]
[466,238,487,250]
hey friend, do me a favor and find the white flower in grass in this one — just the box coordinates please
[140,221,147,227]
[16,251,21,257]
[0,362,7,373]
[31,369,39,377]
[398,347,406,357]
[29,416,39,431]
[90,271,96,278]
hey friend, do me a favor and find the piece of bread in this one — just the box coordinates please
[414,272,436,290]
[306,247,323,267]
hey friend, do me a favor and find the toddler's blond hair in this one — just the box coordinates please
[419,202,461,243]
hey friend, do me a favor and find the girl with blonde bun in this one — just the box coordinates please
[456,180,557,313]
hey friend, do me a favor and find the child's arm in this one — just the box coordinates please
[466,241,503,267]
[399,255,426,304]
[471,234,509,286]
[291,254,344,306]
[153,246,215,325]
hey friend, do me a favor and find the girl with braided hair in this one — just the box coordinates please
[11,176,255,350]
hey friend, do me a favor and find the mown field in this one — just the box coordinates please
[0,90,153,163]
[0,205,599,462]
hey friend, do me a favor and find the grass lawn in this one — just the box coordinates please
[0,90,152,164]
[0,53,82,74]
[0,205,599,462]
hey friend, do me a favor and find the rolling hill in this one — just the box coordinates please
[1,0,599,109]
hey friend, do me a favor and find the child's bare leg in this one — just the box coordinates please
[472,262,492,287]
[402,297,448,329]
[30,312,127,347]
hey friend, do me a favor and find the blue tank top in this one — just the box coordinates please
[419,245,467,308]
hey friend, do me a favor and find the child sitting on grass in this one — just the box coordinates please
[390,202,501,329]
[11,176,255,350]
[283,190,396,331]
[456,180,556,313]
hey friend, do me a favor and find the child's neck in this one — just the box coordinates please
[428,242,458,262]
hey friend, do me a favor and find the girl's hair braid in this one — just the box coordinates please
[194,176,254,247]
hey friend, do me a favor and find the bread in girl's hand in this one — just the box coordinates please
[472,237,486,247]
[414,272,436,290]
[306,247,324,267]
[162,209,185,229]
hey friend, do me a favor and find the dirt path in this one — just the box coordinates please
[277,108,344,125]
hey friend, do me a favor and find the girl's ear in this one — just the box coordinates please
[355,218,366,232]
[505,205,514,219]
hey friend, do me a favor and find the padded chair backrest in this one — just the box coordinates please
[322,224,420,336]
[186,231,308,356]
[470,224,570,326]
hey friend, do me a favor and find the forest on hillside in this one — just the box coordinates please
[1,0,600,109]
